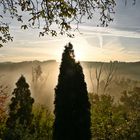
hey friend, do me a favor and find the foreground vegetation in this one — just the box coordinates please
[90,87,140,140]
[0,84,140,140]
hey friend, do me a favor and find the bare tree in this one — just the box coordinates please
[89,62,117,95]
[32,64,42,83]
[89,64,94,93]
[31,64,49,103]
[95,63,104,94]
[103,62,117,94]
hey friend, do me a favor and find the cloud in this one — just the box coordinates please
[1,24,140,62]
[77,25,140,39]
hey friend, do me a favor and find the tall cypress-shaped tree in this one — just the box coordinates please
[53,43,91,140]
[5,75,34,140]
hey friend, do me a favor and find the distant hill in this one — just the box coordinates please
[0,60,140,79]
[81,61,140,80]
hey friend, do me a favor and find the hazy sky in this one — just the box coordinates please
[0,0,140,62]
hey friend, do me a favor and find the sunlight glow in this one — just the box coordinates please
[98,34,103,48]
[2,26,139,63]
[74,50,82,62]
[71,37,91,61]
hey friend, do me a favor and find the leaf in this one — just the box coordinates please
[21,25,28,30]
[0,44,3,48]
[39,32,44,37]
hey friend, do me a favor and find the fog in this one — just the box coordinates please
[0,60,140,111]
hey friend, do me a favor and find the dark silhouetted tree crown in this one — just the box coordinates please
[53,43,91,140]
[6,75,34,129]
[4,75,34,140]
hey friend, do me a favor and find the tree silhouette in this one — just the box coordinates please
[0,0,137,47]
[0,0,117,47]
[53,43,91,140]
[4,75,34,140]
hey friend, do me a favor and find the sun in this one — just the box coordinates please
[71,37,90,62]
[57,35,96,62]
[74,50,83,62]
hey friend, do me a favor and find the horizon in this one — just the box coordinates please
[0,59,140,64]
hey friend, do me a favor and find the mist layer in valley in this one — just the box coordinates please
[0,60,140,111]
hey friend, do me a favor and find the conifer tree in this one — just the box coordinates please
[53,43,91,140]
[5,75,34,140]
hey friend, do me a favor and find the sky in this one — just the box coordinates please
[0,0,140,62]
